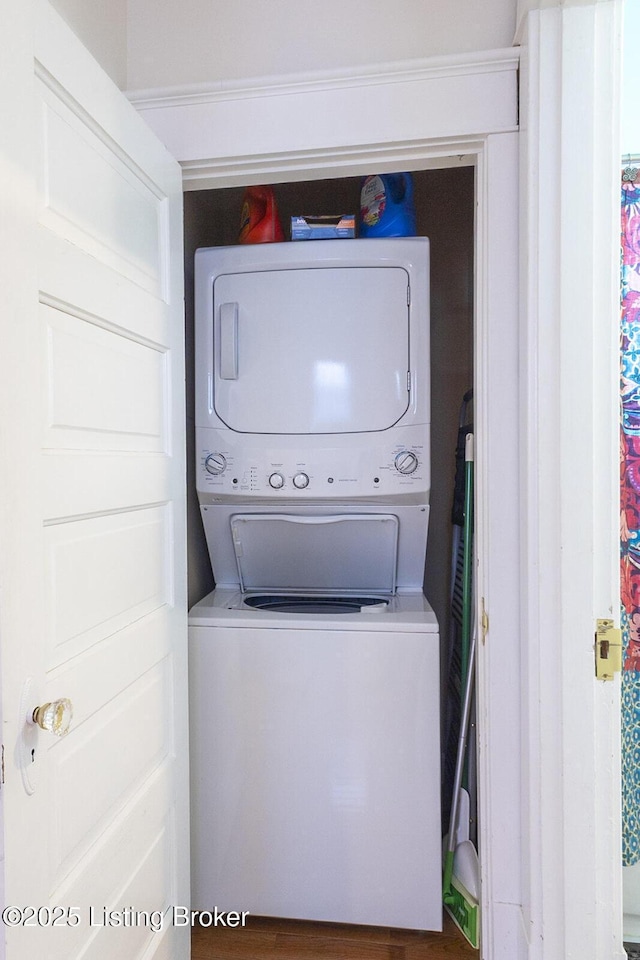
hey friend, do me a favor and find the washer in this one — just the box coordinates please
[189,588,441,930]
[190,238,441,930]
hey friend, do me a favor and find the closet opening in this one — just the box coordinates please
[183,165,477,949]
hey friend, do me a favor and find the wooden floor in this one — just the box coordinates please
[191,913,478,959]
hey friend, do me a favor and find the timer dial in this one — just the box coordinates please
[394,450,419,475]
[205,453,227,475]
[293,472,309,489]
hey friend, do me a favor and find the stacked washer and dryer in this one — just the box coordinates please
[189,237,442,931]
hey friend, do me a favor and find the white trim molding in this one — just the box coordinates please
[475,130,528,960]
[127,49,519,190]
[518,2,624,958]
[177,141,480,192]
[127,48,520,110]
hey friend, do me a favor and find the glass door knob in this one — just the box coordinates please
[32,699,73,737]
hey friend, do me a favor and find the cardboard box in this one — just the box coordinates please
[291,214,356,240]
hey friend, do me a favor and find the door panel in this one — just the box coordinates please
[37,71,167,297]
[0,4,188,959]
[42,303,168,453]
[44,506,171,665]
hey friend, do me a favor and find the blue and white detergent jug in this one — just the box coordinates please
[359,173,416,237]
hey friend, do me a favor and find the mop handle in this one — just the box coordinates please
[460,432,474,688]
[446,617,477,856]
[446,433,476,860]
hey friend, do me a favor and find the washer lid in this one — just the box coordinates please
[230,514,399,594]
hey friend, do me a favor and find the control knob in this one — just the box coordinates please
[205,453,227,475]
[269,472,285,489]
[394,450,419,475]
[293,472,309,489]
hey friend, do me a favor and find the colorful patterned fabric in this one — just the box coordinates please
[621,174,640,865]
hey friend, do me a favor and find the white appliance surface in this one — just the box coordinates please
[189,585,439,629]
[195,238,430,508]
[189,588,441,930]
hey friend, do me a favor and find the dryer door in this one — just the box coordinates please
[213,266,410,434]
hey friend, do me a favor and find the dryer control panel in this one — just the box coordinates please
[196,426,430,502]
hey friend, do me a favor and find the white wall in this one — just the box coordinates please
[126,0,517,91]
[48,0,127,88]
[44,0,518,97]
[622,0,640,154]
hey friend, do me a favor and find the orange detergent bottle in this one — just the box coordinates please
[238,186,285,243]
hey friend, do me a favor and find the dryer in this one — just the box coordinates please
[194,237,430,523]
[190,238,441,930]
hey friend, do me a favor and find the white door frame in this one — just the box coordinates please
[131,52,526,959]
[129,3,624,951]
[517,3,624,958]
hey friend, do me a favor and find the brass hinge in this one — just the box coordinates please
[595,618,622,681]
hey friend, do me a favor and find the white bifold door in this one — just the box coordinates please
[0,3,189,959]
